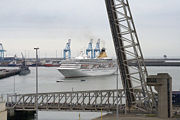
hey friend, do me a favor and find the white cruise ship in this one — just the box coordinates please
[57,49,117,78]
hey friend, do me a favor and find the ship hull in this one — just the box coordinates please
[57,68,117,78]
[44,64,59,67]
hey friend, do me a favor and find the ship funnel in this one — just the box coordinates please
[97,48,107,59]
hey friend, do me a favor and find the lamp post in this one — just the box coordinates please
[34,47,39,120]
[13,76,16,94]
[116,67,119,120]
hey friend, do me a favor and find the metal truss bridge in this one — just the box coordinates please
[6,89,146,112]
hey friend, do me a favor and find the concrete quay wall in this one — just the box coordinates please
[0,102,7,120]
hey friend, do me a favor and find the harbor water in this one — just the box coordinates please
[0,66,180,120]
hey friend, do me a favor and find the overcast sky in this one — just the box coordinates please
[0,0,179,58]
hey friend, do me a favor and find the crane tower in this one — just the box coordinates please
[105,0,156,112]
[86,39,93,59]
[0,43,6,60]
[63,39,71,59]
[94,39,101,58]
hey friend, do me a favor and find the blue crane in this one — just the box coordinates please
[0,43,6,60]
[86,39,93,59]
[63,39,71,59]
[94,39,101,58]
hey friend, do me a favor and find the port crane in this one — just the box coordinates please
[105,0,156,112]
[86,39,93,59]
[0,43,6,60]
[21,52,26,66]
[94,39,101,58]
[63,39,71,59]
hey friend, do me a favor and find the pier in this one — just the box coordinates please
[131,59,180,66]
[0,69,20,79]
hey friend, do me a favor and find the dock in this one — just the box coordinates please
[0,69,20,79]
[128,58,180,66]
